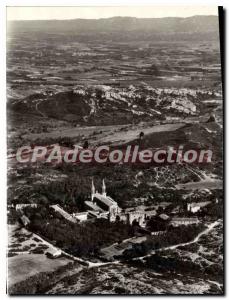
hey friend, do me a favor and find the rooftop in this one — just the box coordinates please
[190,201,211,208]
[85,201,104,212]
[94,193,117,208]
[172,217,199,221]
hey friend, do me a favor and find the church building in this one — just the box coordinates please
[85,179,121,222]
[80,179,156,227]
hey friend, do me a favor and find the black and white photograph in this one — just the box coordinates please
[6,5,224,295]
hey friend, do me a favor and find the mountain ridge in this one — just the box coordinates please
[8,15,218,34]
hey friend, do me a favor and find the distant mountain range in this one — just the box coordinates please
[8,15,219,36]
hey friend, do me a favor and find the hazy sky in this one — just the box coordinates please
[7,6,218,21]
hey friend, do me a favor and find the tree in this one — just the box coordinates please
[139,131,144,140]
[83,140,89,149]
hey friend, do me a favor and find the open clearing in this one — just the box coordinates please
[8,254,71,287]
[8,225,72,288]
[22,122,185,146]
[176,179,223,190]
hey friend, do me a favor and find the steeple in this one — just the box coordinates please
[102,179,106,197]
[91,179,95,201]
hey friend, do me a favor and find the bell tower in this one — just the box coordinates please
[91,179,95,201]
[102,179,106,197]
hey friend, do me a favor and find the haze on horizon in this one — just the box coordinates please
[7,6,218,21]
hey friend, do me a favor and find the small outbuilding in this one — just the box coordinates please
[46,249,62,259]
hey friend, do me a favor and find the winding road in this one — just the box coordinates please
[30,220,219,269]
